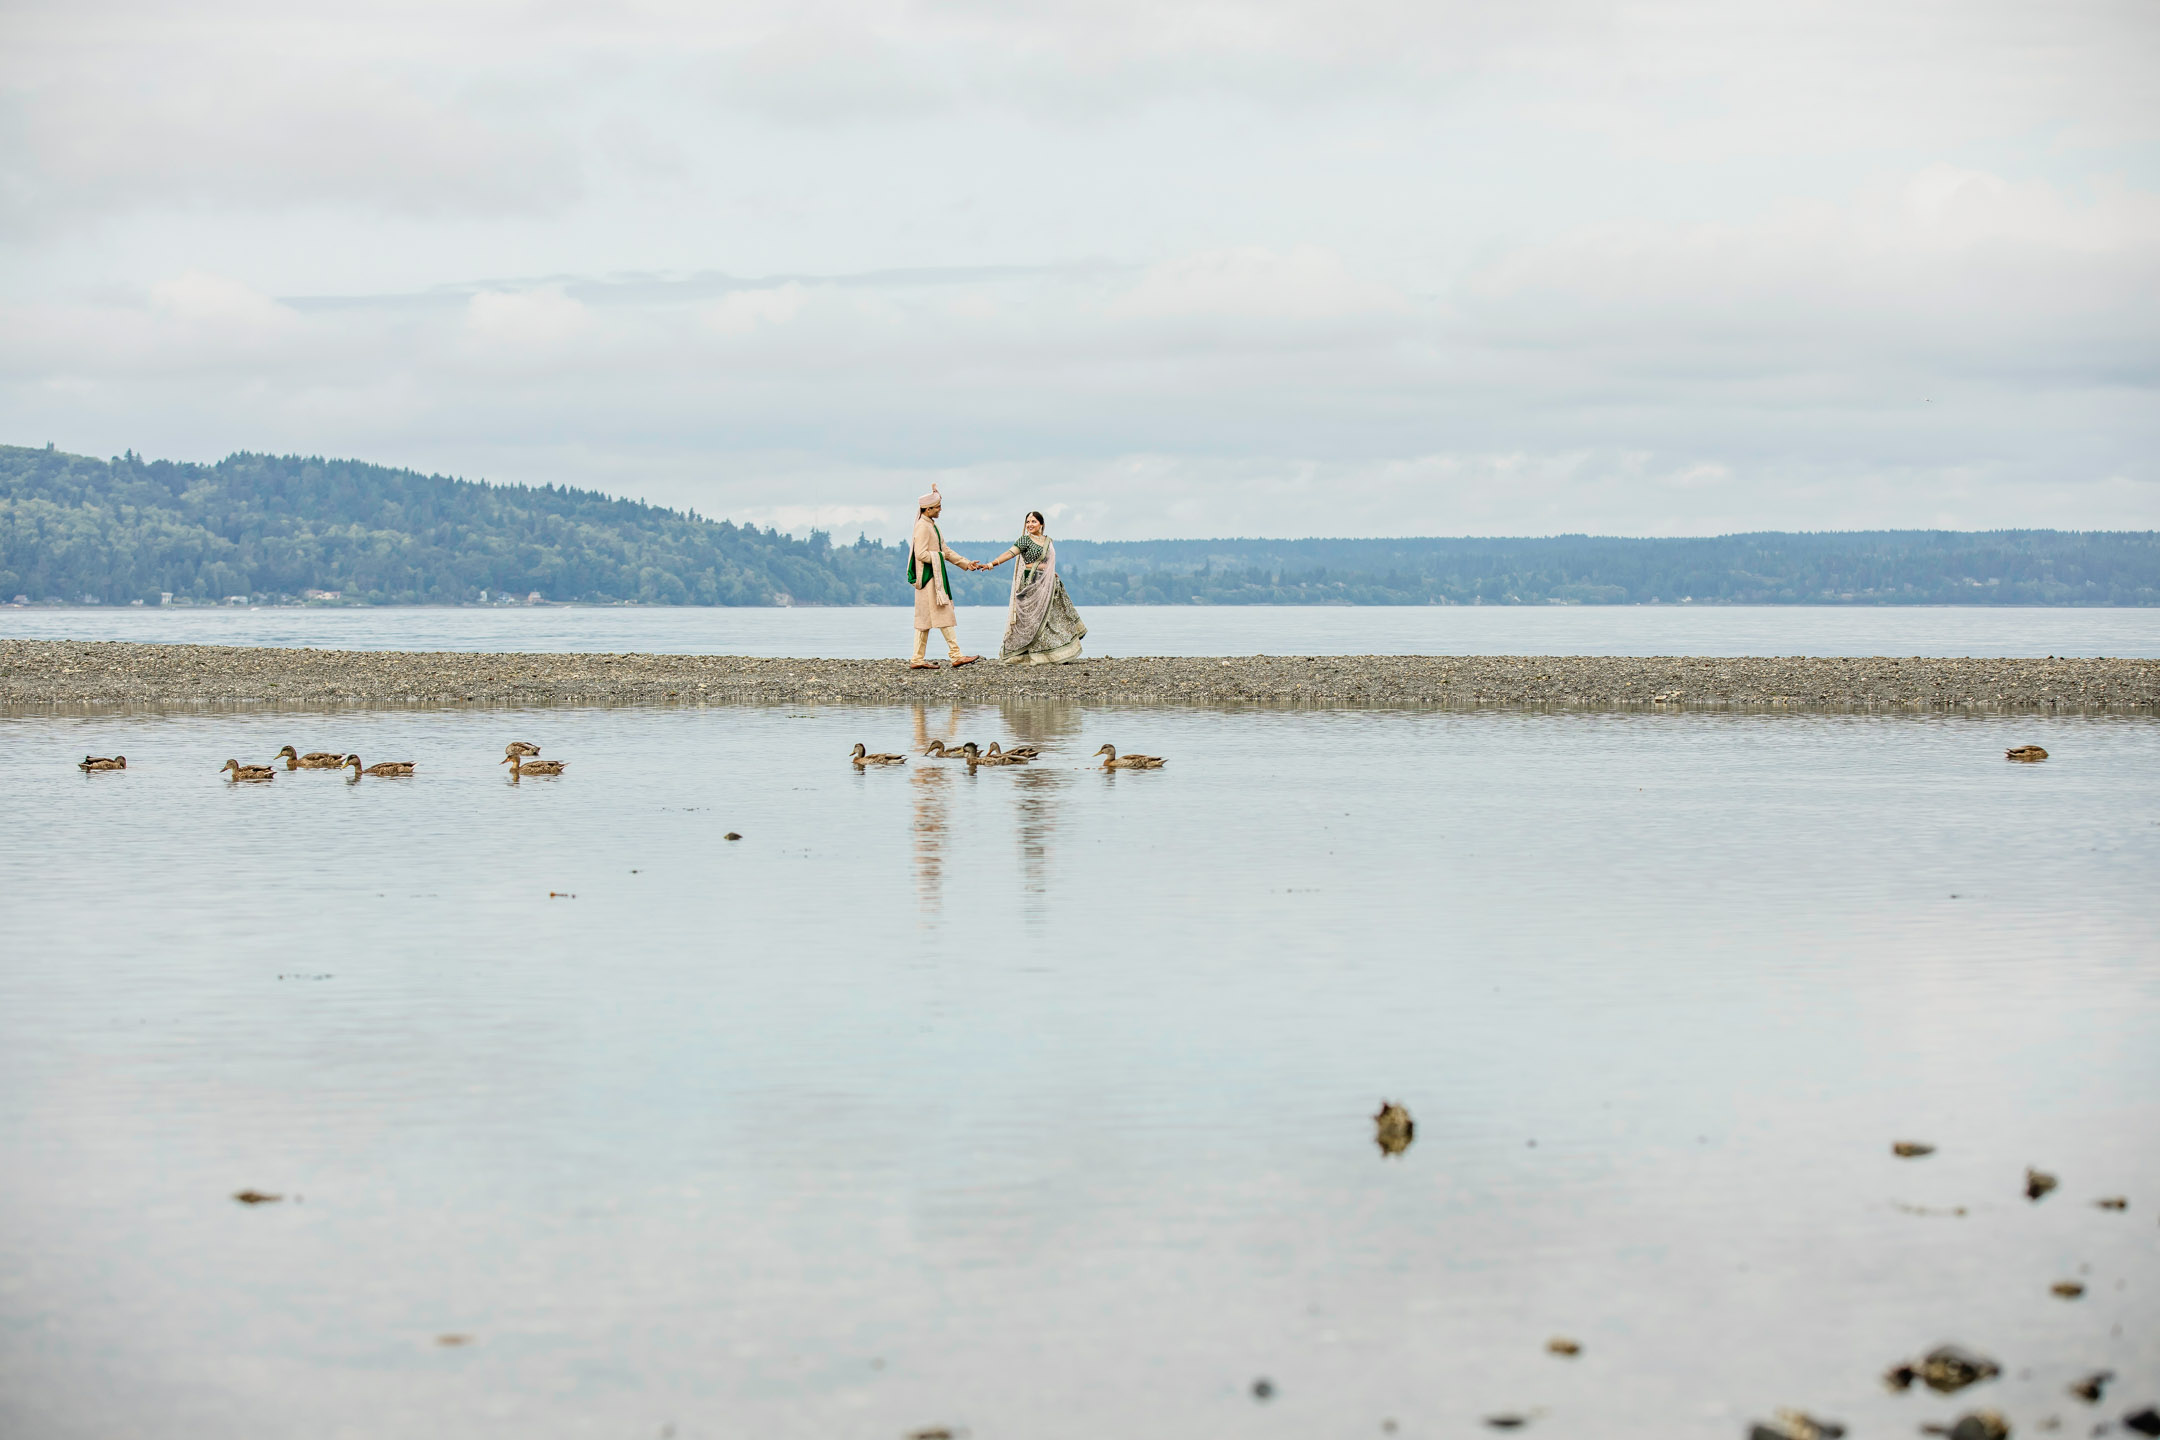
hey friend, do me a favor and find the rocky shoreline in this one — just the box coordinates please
[3,639,2156,712]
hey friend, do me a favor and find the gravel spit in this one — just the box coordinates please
[3,640,2155,713]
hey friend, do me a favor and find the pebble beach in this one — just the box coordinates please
[4,638,2156,711]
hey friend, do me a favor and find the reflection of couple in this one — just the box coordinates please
[908,485,1088,669]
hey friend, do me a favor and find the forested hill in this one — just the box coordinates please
[4,444,2155,606]
[1,445,893,606]
[1034,533,2160,607]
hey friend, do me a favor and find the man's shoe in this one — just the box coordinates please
[951,655,980,667]
[908,660,939,670]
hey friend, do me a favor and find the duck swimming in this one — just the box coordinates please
[275,746,348,769]
[923,739,974,758]
[960,742,1025,767]
[2005,745,2049,762]
[78,755,126,771]
[504,741,542,758]
[1094,744,1165,770]
[502,754,566,777]
[851,743,907,766]
[983,742,1039,760]
[221,759,275,781]
[344,755,416,777]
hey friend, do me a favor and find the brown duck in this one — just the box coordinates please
[344,755,416,777]
[851,743,907,766]
[1095,744,1165,770]
[79,755,126,771]
[502,754,566,777]
[275,746,348,769]
[221,759,275,781]
[2005,745,2048,762]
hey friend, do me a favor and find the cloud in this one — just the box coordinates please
[0,1,2153,536]
[1111,246,1406,325]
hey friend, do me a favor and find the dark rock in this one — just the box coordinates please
[2094,1196,2128,1210]
[1943,1411,2008,1440]
[1546,1336,1581,1357]
[2124,1407,2160,1437]
[1888,1346,2001,1395]
[2051,1280,2085,1299]
[1483,1417,1528,1431]
[1750,1410,1847,1440]
[2068,1372,2113,1404]
[1251,1378,1274,1402]
[2026,1167,2059,1201]
[724,832,742,841]
[232,1189,282,1204]
[1373,1101,1414,1157]
[1893,1140,1936,1157]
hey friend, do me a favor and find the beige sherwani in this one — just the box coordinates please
[911,515,960,628]
[910,514,965,660]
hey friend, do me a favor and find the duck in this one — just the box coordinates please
[1094,744,1165,770]
[221,759,275,781]
[275,745,348,769]
[851,743,907,766]
[2005,745,2048,762]
[504,741,542,758]
[961,742,1026,767]
[923,739,973,758]
[344,755,416,777]
[502,754,566,777]
[78,755,126,771]
[983,742,1040,760]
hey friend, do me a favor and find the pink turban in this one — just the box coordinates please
[918,484,942,511]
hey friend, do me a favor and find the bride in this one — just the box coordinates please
[980,510,1087,665]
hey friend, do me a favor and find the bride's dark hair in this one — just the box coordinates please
[1026,510,1047,530]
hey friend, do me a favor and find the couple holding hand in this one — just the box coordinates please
[909,485,1087,669]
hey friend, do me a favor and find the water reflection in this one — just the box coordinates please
[908,705,964,919]
[900,703,1088,918]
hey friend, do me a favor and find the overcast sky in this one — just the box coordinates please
[2,0,2155,540]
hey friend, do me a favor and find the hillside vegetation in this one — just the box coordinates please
[4,445,2154,606]
[1,445,891,606]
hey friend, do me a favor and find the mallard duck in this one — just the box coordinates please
[222,759,275,781]
[504,741,542,758]
[961,742,1025,767]
[275,745,347,769]
[502,754,566,776]
[2005,745,2048,762]
[851,743,907,765]
[923,739,973,758]
[984,742,1039,760]
[1095,744,1165,769]
[78,755,126,771]
[344,755,416,777]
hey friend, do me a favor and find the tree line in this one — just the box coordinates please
[4,445,2154,606]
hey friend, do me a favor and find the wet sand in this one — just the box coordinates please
[4,639,2156,711]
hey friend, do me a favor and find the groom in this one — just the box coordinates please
[908,485,982,669]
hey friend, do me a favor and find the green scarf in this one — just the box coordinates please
[907,519,952,599]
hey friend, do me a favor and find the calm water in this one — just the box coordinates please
[2,704,2156,1439]
[5,604,2160,658]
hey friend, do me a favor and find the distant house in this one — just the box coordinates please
[225,595,249,605]
[302,588,343,601]
[526,591,544,605]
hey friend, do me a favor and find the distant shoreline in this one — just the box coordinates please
[6,640,2155,713]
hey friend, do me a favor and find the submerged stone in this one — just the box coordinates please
[1373,1101,1414,1157]
[2025,1167,2059,1201]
